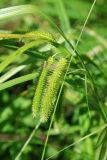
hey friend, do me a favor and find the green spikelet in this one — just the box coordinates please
[32,57,53,118]
[26,31,56,42]
[0,31,56,42]
[40,58,67,122]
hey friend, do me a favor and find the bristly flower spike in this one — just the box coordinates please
[40,58,67,122]
[32,57,53,118]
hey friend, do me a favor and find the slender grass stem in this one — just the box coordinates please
[41,0,97,159]
[46,124,107,160]
[55,0,71,32]
[41,55,74,160]
[14,121,41,160]
[75,0,96,48]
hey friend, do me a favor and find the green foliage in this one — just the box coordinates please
[0,0,107,160]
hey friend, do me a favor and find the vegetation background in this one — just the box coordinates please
[0,0,107,160]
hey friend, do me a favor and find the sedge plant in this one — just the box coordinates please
[0,0,107,160]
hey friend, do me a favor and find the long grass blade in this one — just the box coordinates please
[54,0,70,32]
[0,72,38,90]
[0,65,26,83]
[0,40,44,73]
[46,124,107,160]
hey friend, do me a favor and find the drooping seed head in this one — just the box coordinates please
[32,57,53,118]
[40,58,67,122]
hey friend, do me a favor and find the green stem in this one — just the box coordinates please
[55,0,71,32]
[14,121,41,160]
[46,124,107,160]
[41,1,98,159]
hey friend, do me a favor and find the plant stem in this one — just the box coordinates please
[46,124,107,160]
[41,0,97,159]
[14,121,41,160]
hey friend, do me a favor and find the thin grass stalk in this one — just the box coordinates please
[41,0,97,159]
[14,121,41,160]
[46,124,107,160]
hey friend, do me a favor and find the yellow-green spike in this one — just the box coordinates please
[0,31,55,42]
[32,57,53,118]
[40,58,67,122]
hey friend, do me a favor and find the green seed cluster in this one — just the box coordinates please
[32,57,53,117]
[0,31,56,42]
[41,58,67,122]
[26,31,56,42]
[32,57,67,123]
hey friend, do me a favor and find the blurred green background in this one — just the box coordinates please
[0,0,107,160]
